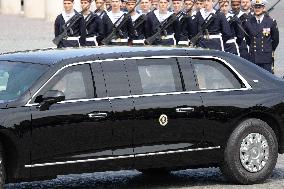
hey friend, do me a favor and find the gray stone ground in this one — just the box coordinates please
[1,2,284,188]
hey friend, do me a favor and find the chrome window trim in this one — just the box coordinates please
[25,146,220,168]
[25,55,252,107]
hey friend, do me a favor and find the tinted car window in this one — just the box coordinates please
[100,60,131,97]
[0,61,48,102]
[39,64,94,101]
[127,58,183,95]
[192,59,242,90]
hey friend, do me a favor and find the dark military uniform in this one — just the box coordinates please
[224,12,245,56]
[132,13,147,45]
[97,10,112,44]
[84,12,104,46]
[104,11,135,45]
[145,10,180,45]
[177,10,197,45]
[238,11,253,60]
[54,10,86,48]
[195,8,231,51]
[244,14,279,73]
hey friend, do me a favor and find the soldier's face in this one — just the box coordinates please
[96,0,105,10]
[241,0,251,11]
[63,1,74,12]
[140,0,150,12]
[220,2,229,14]
[195,1,204,10]
[152,0,159,9]
[184,1,194,10]
[159,0,169,12]
[231,0,241,13]
[253,5,265,16]
[81,1,90,10]
[111,0,121,10]
[126,1,136,10]
[204,0,213,10]
[173,1,182,12]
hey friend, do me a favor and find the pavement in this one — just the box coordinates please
[1,2,284,188]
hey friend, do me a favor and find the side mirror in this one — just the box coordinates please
[42,90,65,104]
[35,90,65,111]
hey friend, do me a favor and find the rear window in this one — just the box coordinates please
[192,59,243,90]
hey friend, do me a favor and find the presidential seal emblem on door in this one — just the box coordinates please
[159,114,168,126]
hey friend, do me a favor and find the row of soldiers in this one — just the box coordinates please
[54,0,279,73]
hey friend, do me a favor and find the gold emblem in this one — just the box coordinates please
[159,114,168,126]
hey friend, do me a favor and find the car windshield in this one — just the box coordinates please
[0,61,48,102]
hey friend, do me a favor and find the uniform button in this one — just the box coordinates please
[254,46,256,48]
[254,50,257,52]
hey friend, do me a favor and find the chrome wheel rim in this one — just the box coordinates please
[240,133,269,173]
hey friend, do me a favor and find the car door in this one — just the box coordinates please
[126,57,205,168]
[29,63,113,177]
[191,57,253,147]
[92,59,135,169]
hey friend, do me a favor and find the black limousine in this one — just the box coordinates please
[0,46,283,186]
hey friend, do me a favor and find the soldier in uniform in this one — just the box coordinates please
[145,0,180,45]
[126,0,146,45]
[194,0,231,51]
[54,0,86,48]
[104,0,135,45]
[95,0,111,44]
[81,0,104,46]
[178,0,195,45]
[243,0,279,73]
[229,0,250,60]
[220,0,243,56]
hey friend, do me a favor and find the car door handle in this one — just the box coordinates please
[88,113,108,118]
[176,107,194,113]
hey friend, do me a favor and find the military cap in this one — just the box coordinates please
[252,0,267,6]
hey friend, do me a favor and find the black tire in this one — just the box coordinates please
[0,148,5,189]
[220,118,278,184]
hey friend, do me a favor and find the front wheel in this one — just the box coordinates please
[220,118,278,184]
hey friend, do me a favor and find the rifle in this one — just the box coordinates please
[266,0,281,13]
[52,1,94,46]
[52,14,83,46]
[101,0,142,45]
[85,7,103,28]
[190,3,221,47]
[84,4,108,28]
[144,0,197,45]
[133,8,156,30]
[227,14,249,37]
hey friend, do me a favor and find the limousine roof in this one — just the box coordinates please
[0,46,226,65]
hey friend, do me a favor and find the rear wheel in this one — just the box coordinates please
[220,118,278,184]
